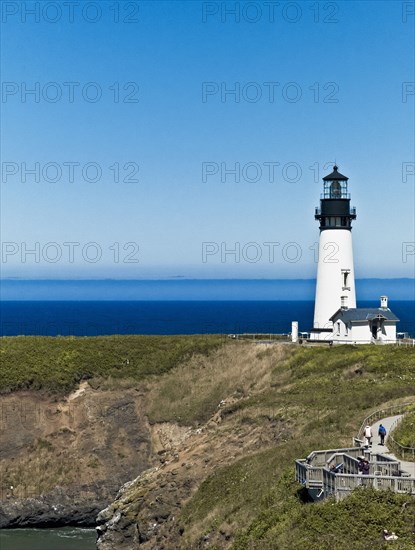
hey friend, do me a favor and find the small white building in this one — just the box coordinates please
[330,296,399,345]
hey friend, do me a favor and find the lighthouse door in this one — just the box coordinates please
[371,322,378,339]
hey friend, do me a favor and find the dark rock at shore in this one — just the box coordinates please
[0,486,106,528]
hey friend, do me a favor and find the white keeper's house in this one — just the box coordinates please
[330,296,399,344]
[309,165,399,345]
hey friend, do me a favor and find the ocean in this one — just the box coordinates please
[0,527,96,549]
[1,300,414,337]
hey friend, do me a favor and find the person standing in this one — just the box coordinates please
[364,425,373,447]
[362,459,370,475]
[378,424,387,445]
[358,458,370,486]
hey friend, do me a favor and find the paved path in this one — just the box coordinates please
[370,415,415,477]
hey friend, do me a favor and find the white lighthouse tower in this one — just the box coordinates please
[310,166,357,341]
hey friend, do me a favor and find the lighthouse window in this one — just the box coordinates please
[342,270,350,290]
[336,322,341,336]
[330,181,341,198]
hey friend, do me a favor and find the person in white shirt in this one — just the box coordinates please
[364,425,373,447]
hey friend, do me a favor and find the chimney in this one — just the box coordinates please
[341,295,348,310]
[380,296,388,309]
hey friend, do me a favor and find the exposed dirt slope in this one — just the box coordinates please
[1,341,288,532]
[0,382,152,527]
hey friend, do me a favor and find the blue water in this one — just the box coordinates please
[0,300,413,549]
[1,278,414,301]
[1,301,414,337]
[0,527,96,549]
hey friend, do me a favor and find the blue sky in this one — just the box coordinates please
[1,0,414,279]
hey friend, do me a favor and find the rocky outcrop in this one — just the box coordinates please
[96,479,142,549]
[0,487,103,528]
[96,402,290,549]
[96,462,195,550]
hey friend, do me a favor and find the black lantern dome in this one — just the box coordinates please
[315,165,356,230]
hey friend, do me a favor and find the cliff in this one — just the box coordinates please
[94,343,415,549]
[1,338,415,548]
[0,335,222,529]
[0,383,152,527]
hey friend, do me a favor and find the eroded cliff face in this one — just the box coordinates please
[0,382,153,527]
[92,343,294,549]
[96,401,289,549]
[1,342,293,548]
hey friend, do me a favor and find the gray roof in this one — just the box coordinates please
[330,307,400,323]
[323,165,348,181]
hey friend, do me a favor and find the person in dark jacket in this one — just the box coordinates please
[378,424,387,445]
[357,456,365,474]
[362,459,370,475]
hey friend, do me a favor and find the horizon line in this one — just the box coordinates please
[1,277,414,283]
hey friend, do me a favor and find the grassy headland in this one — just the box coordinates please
[0,334,225,394]
[174,344,415,549]
[1,337,415,548]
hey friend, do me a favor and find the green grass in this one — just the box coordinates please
[146,341,296,426]
[393,412,415,449]
[233,477,415,550]
[0,335,225,394]
[176,344,415,548]
[181,447,284,529]
[390,410,415,462]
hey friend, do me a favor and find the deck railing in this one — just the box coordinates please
[296,460,308,485]
[297,404,415,501]
[296,448,414,501]
[333,474,415,501]
[306,466,324,484]
[305,447,363,467]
